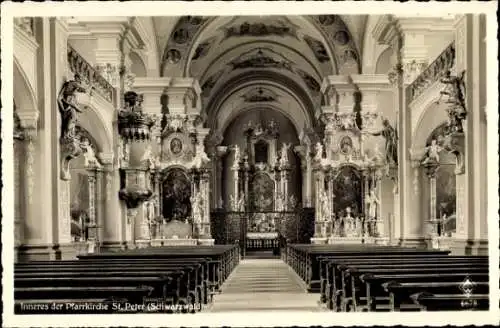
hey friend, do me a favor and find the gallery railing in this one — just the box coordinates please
[406,41,455,104]
[67,45,115,103]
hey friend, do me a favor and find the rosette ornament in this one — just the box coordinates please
[118,91,155,141]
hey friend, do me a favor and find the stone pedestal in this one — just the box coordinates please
[328,236,363,245]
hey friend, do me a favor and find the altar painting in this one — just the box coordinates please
[251,173,274,211]
[332,166,362,218]
[162,169,191,222]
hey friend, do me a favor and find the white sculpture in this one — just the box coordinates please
[314,142,324,162]
[81,137,101,168]
[141,143,158,169]
[191,193,203,224]
[344,207,355,236]
[422,139,443,164]
[366,188,380,220]
[237,193,245,211]
[280,142,291,166]
[355,217,363,237]
[232,145,241,168]
[191,143,211,169]
[320,191,330,221]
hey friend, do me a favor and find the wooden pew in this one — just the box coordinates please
[286,244,450,292]
[343,265,488,312]
[383,281,489,311]
[321,256,486,311]
[410,291,489,311]
[15,245,240,313]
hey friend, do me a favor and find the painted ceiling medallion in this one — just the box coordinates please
[241,87,279,103]
[165,49,182,64]
[318,15,336,25]
[229,48,294,71]
[304,35,330,63]
[334,30,350,46]
[222,20,299,40]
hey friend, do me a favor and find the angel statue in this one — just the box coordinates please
[237,192,246,212]
[141,143,155,168]
[57,74,87,141]
[191,143,211,169]
[422,139,443,164]
[280,142,291,166]
[81,137,101,168]
[314,142,324,162]
[363,118,398,166]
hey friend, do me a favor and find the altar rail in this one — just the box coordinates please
[210,209,315,249]
[406,42,455,104]
[67,45,115,103]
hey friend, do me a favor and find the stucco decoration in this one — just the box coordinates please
[220,19,300,40]
[241,87,279,103]
[310,15,360,74]
[161,16,210,75]
[303,35,330,63]
[191,37,217,61]
[229,48,295,72]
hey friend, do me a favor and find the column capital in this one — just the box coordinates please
[17,111,39,138]
[321,75,357,113]
[350,74,391,113]
[164,78,202,115]
[97,152,114,166]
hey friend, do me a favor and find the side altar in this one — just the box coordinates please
[311,76,394,245]
[116,79,215,247]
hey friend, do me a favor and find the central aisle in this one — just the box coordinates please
[207,259,324,312]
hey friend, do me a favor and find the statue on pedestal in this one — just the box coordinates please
[232,145,241,168]
[191,193,203,225]
[343,207,355,237]
[314,142,324,162]
[365,188,380,220]
[422,139,443,165]
[363,118,398,166]
[319,191,330,221]
[57,74,87,141]
[279,142,291,166]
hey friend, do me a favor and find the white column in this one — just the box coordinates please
[452,14,488,254]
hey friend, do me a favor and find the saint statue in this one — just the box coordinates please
[191,193,203,224]
[320,191,330,221]
[141,143,155,168]
[422,139,443,164]
[238,193,245,212]
[365,188,380,220]
[280,142,291,166]
[81,137,101,168]
[344,207,354,236]
[57,74,87,140]
[439,70,467,133]
[363,118,398,165]
[314,142,324,162]
[232,145,241,168]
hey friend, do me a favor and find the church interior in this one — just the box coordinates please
[11,14,492,314]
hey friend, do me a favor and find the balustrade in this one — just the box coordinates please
[67,45,114,103]
[406,42,455,104]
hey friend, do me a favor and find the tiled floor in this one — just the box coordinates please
[207,259,325,312]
